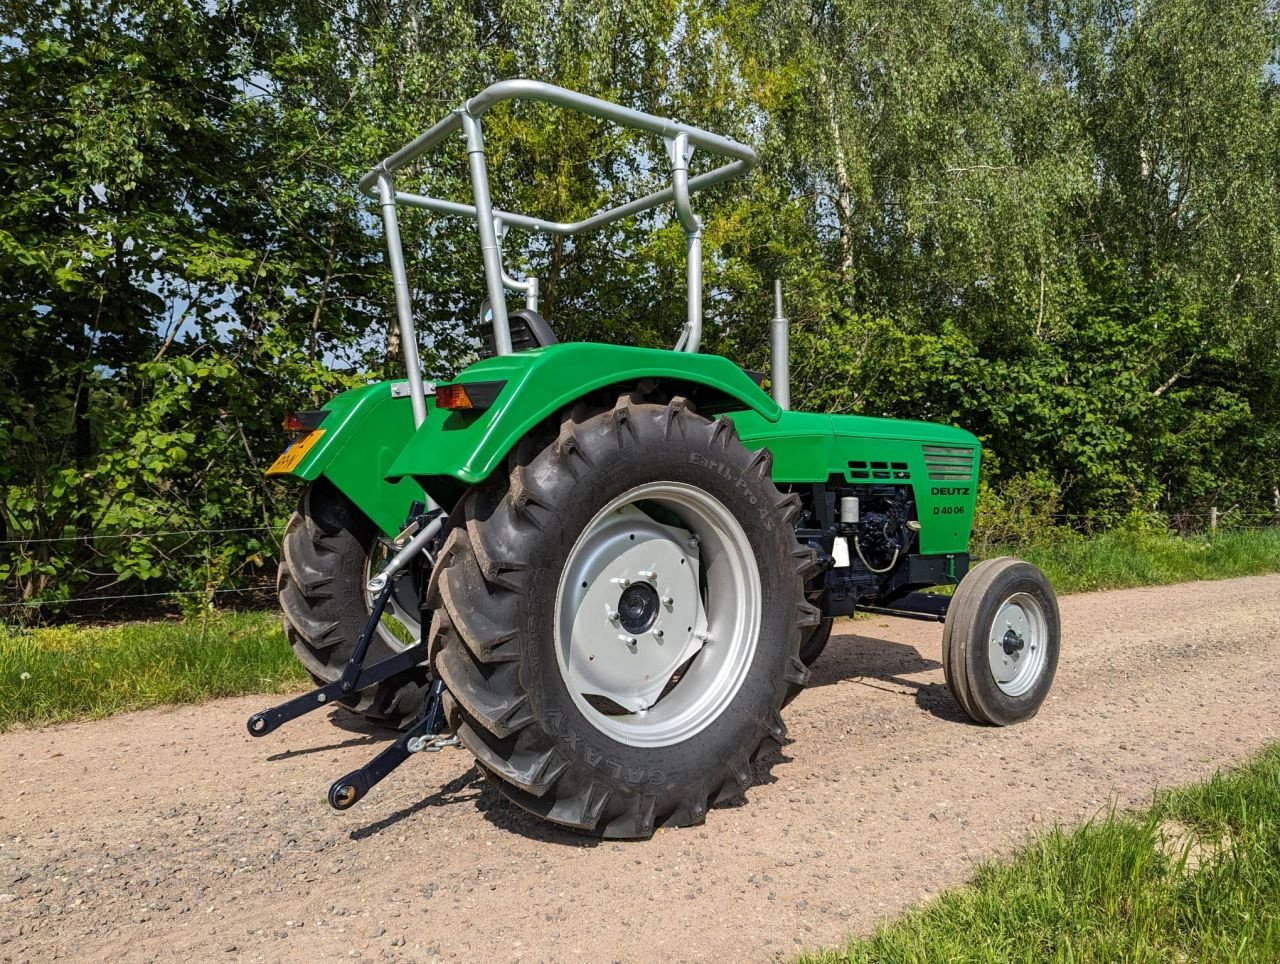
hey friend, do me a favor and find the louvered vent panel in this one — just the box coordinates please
[922,445,976,481]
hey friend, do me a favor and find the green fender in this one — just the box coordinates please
[385,343,781,502]
[267,380,428,536]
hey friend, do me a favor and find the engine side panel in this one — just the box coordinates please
[731,410,980,555]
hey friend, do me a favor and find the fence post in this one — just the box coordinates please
[1209,506,1218,534]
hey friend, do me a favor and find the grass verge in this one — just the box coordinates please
[1007,527,1280,595]
[0,611,307,731]
[802,745,1280,962]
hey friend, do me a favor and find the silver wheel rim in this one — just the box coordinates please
[553,482,762,748]
[987,591,1048,698]
[363,548,421,652]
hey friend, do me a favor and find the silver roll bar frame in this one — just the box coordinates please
[358,79,758,424]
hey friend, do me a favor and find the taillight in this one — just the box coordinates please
[283,410,329,433]
[435,381,506,411]
[435,384,474,410]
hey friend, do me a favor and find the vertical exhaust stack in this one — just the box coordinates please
[771,279,790,410]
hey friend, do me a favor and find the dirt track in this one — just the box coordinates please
[3,574,1278,962]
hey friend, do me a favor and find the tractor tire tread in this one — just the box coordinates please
[278,479,428,729]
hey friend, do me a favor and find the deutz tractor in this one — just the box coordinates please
[249,81,1060,838]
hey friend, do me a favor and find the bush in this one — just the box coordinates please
[971,470,1076,556]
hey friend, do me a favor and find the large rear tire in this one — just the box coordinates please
[799,617,834,667]
[277,478,429,728]
[428,394,818,837]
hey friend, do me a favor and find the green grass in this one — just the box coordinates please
[803,745,1280,963]
[1007,527,1280,596]
[0,611,308,731]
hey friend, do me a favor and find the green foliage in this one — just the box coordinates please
[802,745,1280,962]
[0,611,307,730]
[972,470,1071,556]
[2,0,1279,611]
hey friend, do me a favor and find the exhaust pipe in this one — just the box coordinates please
[770,279,790,410]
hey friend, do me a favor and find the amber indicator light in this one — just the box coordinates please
[436,384,474,410]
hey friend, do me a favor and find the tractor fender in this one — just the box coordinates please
[266,380,428,536]
[386,343,781,503]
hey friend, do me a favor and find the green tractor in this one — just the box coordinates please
[249,81,1060,838]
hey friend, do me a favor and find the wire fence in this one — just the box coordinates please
[1,523,286,618]
[2,510,1278,617]
[0,525,287,547]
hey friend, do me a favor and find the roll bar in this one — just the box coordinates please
[360,80,758,428]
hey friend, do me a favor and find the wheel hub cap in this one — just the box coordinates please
[553,483,762,748]
[987,592,1048,698]
[617,581,661,635]
[560,504,706,714]
[1001,629,1026,656]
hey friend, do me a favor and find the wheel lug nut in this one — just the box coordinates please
[639,569,657,582]
[662,596,674,608]
[607,610,619,622]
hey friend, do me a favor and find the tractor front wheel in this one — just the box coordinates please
[428,394,818,837]
[277,478,429,728]
[942,557,1060,725]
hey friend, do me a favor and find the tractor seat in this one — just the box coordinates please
[481,301,559,355]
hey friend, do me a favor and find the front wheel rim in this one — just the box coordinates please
[987,591,1048,698]
[553,482,762,748]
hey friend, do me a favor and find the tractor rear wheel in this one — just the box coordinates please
[428,394,818,837]
[799,617,834,666]
[277,478,429,728]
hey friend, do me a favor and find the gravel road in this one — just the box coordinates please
[3,574,1278,962]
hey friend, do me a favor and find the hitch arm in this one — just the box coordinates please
[246,637,429,737]
[328,678,453,810]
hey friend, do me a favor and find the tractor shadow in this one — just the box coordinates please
[805,627,974,725]
[342,629,968,841]
[473,746,792,844]
[348,768,489,841]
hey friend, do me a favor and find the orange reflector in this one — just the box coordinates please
[436,384,474,410]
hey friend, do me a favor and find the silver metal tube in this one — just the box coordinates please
[461,113,513,356]
[359,80,762,363]
[358,111,463,194]
[771,279,790,410]
[685,231,703,353]
[670,133,703,354]
[464,80,756,165]
[360,81,756,195]
[391,159,746,235]
[376,174,428,428]
[366,515,445,593]
[669,134,700,232]
[500,267,537,308]
[495,216,539,312]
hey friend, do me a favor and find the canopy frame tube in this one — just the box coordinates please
[359,79,758,420]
